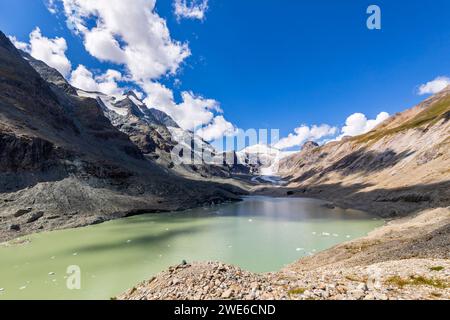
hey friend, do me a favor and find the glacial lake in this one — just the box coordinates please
[0,196,383,300]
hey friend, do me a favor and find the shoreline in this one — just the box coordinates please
[1,186,448,300]
[0,177,249,244]
[119,206,450,300]
[116,183,450,300]
[1,187,383,245]
[3,169,448,244]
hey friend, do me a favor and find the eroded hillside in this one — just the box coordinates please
[276,88,450,216]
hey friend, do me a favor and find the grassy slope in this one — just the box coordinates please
[354,95,450,144]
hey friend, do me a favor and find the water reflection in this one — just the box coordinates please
[0,197,382,300]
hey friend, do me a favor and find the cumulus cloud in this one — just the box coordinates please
[143,81,223,130]
[9,27,72,77]
[48,0,236,140]
[196,115,238,141]
[274,124,338,150]
[70,65,124,95]
[8,36,29,51]
[58,0,190,82]
[418,76,450,95]
[337,112,389,140]
[174,0,209,21]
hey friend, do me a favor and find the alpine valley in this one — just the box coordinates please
[0,27,449,301]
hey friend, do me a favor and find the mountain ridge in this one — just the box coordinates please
[273,86,450,217]
[0,31,244,242]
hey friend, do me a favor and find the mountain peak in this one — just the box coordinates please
[125,90,140,100]
[302,141,319,151]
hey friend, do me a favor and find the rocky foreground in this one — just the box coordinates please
[119,207,449,300]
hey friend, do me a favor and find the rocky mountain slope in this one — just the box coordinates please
[22,48,233,180]
[120,82,450,301]
[275,89,450,216]
[76,89,232,178]
[0,31,244,242]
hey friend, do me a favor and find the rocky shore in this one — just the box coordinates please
[119,259,449,300]
[119,207,450,300]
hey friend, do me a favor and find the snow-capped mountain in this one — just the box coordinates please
[18,45,294,181]
[0,32,242,240]
[236,144,297,175]
[77,89,231,178]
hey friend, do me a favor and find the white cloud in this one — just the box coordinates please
[143,81,222,130]
[8,36,29,51]
[9,27,72,77]
[70,65,124,95]
[58,0,190,82]
[338,112,389,140]
[274,124,338,150]
[174,0,209,21]
[45,0,59,14]
[50,0,237,141]
[83,28,126,63]
[142,81,177,111]
[418,76,450,95]
[196,115,238,141]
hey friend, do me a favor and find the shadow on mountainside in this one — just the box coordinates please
[324,149,415,175]
[286,149,416,184]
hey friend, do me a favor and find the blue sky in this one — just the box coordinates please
[1,0,450,150]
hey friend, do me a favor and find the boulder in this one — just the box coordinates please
[9,224,20,231]
[14,208,32,217]
[26,212,44,223]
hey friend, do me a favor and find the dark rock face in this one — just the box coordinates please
[26,211,44,223]
[0,134,55,172]
[20,51,77,95]
[9,224,20,231]
[0,30,245,242]
[13,208,32,217]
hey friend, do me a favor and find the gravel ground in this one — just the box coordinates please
[119,259,449,300]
